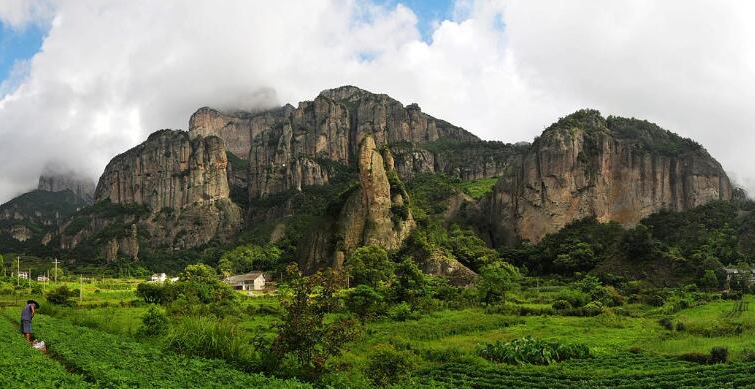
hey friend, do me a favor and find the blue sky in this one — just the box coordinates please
[0,21,46,86]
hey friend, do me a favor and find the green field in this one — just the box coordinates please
[4,274,755,388]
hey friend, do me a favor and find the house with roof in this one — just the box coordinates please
[223,272,266,292]
[722,267,755,282]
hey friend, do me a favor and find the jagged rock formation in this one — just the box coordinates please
[298,135,415,273]
[482,110,732,245]
[63,130,242,257]
[188,86,510,203]
[38,168,96,204]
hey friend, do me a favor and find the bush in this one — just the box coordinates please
[388,302,420,321]
[675,322,686,332]
[680,352,710,364]
[46,285,77,306]
[136,306,168,337]
[345,285,387,319]
[552,300,573,310]
[710,347,728,364]
[722,291,743,300]
[658,317,673,331]
[477,336,590,365]
[365,344,417,386]
[647,295,665,307]
[555,289,591,308]
[741,349,755,362]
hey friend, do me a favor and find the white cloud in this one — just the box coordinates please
[0,0,754,202]
[0,0,54,30]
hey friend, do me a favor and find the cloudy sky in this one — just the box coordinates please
[0,0,754,203]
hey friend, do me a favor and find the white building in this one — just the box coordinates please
[17,271,28,280]
[224,272,266,291]
[37,275,49,282]
[723,267,755,283]
[150,273,168,283]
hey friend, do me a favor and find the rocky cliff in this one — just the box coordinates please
[38,168,96,204]
[482,110,732,245]
[188,86,511,203]
[298,135,415,273]
[62,130,242,260]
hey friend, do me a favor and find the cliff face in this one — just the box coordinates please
[38,169,96,204]
[298,135,415,273]
[483,110,732,245]
[248,86,480,199]
[67,130,242,256]
[95,130,231,210]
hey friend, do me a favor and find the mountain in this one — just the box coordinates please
[58,130,242,263]
[38,168,96,204]
[8,86,735,281]
[481,110,732,246]
[0,189,87,252]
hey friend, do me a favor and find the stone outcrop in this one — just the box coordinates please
[74,129,243,254]
[0,190,87,246]
[298,135,415,273]
[482,110,733,245]
[38,168,96,204]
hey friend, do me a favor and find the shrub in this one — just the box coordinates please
[345,285,387,319]
[388,302,420,321]
[647,295,665,307]
[552,300,573,311]
[722,291,743,300]
[477,336,590,365]
[136,306,168,337]
[741,349,755,362]
[675,322,686,332]
[555,289,591,308]
[680,352,710,364]
[46,285,77,306]
[710,347,728,364]
[658,317,673,330]
[365,344,417,386]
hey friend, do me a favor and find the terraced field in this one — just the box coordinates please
[1,309,307,388]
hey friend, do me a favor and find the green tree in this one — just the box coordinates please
[394,257,427,304]
[218,244,282,275]
[553,241,596,274]
[699,269,719,290]
[181,264,218,283]
[345,246,395,288]
[478,261,520,305]
[345,285,387,319]
[621,224,659,262]
[448,226,499,271]
[271,264,360,380]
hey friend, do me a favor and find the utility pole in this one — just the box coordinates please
[79,276,83,302]
[16,257,20,287]
[53,258,60,283]
[28,268,32,289]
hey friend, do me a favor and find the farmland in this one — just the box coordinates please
[4,272,755,388]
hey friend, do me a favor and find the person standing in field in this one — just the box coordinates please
[21,300,37,343]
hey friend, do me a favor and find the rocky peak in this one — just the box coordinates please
[95,129,231,210]
[38,167,96,204]
[482,110,732,245]
[298,134,415,273]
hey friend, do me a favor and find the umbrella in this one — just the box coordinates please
[27,300,40,309]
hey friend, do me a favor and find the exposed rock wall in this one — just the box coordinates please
[483,111,733,245]
[95,130,231,210]
[38,169,96,204]
[84,129,242,253]
[298,135,415,273]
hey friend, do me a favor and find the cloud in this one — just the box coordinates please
[0,0,54,30]
[0,0,754,203]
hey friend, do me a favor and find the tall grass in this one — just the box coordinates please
[164,316,256,367]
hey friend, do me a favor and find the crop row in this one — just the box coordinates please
[420,361,755,388]
[0,320,87,388]
[2,310,307,388]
